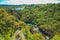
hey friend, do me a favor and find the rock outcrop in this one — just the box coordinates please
[13,30,25,40]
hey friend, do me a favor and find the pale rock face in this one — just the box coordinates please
[30,27,39,34]
[33,27,39,33]
[13,30,25,40]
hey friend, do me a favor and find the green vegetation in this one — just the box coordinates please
[0,3,60,40]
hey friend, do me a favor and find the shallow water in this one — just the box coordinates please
[15,8,24,10]
[12,7,24,10]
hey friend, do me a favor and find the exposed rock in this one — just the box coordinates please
[38,27,54,39]
[30,27,39,34]
[30,26,54,40]
[13,30,25,40]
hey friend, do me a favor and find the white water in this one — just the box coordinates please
[46,36,50,40]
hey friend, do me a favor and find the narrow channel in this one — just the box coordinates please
[25,21,50,40]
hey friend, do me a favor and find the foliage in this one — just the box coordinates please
[0,3,60,40]
[50,34,60,40]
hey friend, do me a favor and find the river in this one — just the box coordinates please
[25,21,50,40]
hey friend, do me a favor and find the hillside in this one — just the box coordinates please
[0,3,60,40]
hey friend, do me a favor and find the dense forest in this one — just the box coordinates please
[0,3,60,40]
